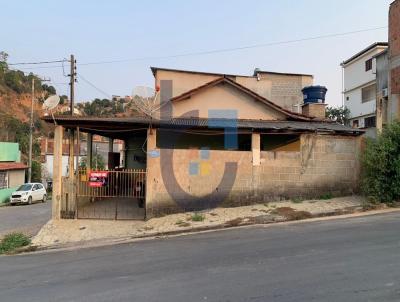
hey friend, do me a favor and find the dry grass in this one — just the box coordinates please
[271,207,312,220]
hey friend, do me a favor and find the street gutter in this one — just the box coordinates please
[11,206,400,256]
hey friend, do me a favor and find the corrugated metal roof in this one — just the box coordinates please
[43,116,364,135]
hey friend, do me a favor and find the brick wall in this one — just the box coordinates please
[389,0,400,58]
[390,0,400,94]
[146,130,361,217]
[301,103,326,119]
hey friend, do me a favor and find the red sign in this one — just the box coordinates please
[89,171,108,187]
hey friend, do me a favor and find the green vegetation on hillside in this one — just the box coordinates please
[77,98,125,116]
[0,52,56,97]
[0,51,56,182]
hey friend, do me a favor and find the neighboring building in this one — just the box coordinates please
[341,42,388,137]
[0,142,27,203]
[44,67,363,221]
[40,137,123,180]
[374,0,400,131]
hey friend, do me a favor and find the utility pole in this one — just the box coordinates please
[70,54,75,115]
[28,77,50,183]
[28,78,34,183]
[68,54,76,178]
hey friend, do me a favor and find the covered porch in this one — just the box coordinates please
[47,116,150,220]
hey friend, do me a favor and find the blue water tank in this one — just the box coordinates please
[302,86,327,104]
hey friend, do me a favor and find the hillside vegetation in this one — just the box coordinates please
[0,52,55,161]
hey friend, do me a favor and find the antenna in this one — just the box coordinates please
[130,85,161,118]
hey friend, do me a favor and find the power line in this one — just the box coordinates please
[77,25,388,66]
[10,25,387,71]
[77,73,112,99]
[8,59,68,66]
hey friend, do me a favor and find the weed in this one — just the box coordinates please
[319,193,333,200]
[0,233,30,254]
[291,197,304,204]
[191,213,205,222]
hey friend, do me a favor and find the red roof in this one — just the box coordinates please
[0,162,28,171]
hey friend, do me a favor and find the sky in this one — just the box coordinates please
[1,0,392,107]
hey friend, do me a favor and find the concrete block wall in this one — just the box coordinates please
[146,130,361,217]
[260,73,313,111]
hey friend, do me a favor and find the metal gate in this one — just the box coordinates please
[76,168,146,220]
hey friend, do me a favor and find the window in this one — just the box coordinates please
[261,134,300,152]
[0,172,7,189]
[346,96,349,101]
[352,120,359,128]
[364,116,376,128]
[361,84,376,103]
[156,129,252,151]
[365,58,372,71]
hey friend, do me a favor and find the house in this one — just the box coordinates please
[376,0,400,131]
[40,137,123,181]
[43,67,363,220]
[0,142,27,204]
[341,42,388,137]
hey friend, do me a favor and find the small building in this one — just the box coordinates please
[341,42,388,137]
[376,0,400,131]
[40,137,124,181]
[44,67,363,221]
[0,142,27,204]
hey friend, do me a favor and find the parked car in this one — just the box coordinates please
[10,183,47,205]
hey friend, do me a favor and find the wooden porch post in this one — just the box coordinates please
[108,137,113,153]
[87,133,93,170]
[53,125,63,219]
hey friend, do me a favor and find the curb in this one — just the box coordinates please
[15,206,400,256]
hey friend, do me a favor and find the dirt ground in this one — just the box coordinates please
[32,195,366,247]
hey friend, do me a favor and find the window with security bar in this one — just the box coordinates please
[0,172,7,189]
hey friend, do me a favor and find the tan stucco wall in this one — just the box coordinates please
[155,70,222,98]
[172,84,286,120]
[8,170,25,187]
[154,69,313,115]
[146,129,361,217]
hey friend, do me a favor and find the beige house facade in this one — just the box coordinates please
[45,67,363,220]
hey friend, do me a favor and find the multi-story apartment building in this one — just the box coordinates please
[341,42,388,136]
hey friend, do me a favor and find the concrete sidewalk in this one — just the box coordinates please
[32,196,367,248]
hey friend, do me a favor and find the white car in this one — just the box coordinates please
[10,183,47,205]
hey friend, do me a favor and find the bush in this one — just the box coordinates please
[0,233,31,254]
[361,121,400,203]
[191,213,205,222]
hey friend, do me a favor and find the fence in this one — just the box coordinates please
[75,168,146,220]
[77,168,146,198]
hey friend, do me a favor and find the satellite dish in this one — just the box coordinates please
[129,85,162,118]
[43,95,60,111]
[132,86,155,99]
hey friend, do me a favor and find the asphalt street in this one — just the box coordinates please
[1,211,400,301]
[0,200,51,237]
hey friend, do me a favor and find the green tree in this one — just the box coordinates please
[326,106,350,125]
[361,121,400,203]
[31,160,42,183]
[0,51,8,73]
[79,153,105,170]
